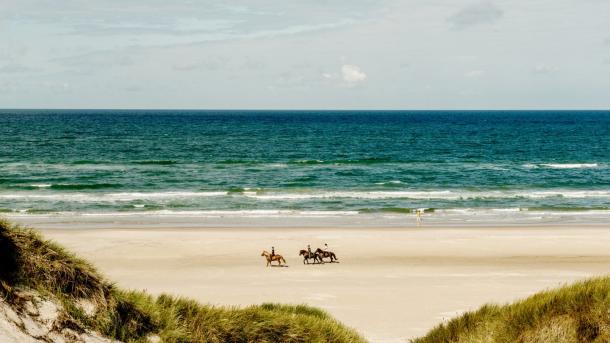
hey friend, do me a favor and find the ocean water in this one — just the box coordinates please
[1,110,609,219]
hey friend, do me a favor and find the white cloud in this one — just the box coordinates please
[465,70,485,78]
[533,64,554,75]
[448,2,503,30]
[341,64,367,84]
[0,64,35,74]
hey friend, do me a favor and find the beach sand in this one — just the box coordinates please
[14,220,610,343]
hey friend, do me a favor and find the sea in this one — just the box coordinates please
[1,110,609,225]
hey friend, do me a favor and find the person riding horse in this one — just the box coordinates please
[261,248,286,266]
[316,247,338,262]
[299,244,322,264]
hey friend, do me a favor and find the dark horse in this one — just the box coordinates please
[299,250,322,264]
[315,248,338,263]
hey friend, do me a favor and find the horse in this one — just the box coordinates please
[315,248,338,263]
[261,250,286,267]
[299,249,322,264]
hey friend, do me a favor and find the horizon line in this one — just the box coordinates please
[2,108,610,112]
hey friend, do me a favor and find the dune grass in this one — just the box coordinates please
[0,219,366,343]
[412,276,610,343]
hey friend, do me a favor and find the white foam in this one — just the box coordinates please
[78,209,360,217]
[375,180,403,185]
[0,191,228,202]
[2,189,610,203]
[244,190,610,200]
[541,163,599,169]
[245,191,458,200]
[524,163,600,169]
[30,184,51,188]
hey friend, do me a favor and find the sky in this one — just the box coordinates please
[1,0,610,109]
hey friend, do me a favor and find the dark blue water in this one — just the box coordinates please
[1,110,609,215]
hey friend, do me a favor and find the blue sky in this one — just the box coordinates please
[1,0,610,109]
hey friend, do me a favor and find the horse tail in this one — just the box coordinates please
[282,256,286,264]
[332,252,338,260]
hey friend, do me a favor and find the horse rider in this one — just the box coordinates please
[271,246,275,258]
[307,244,312,257]
[324,243,329,251]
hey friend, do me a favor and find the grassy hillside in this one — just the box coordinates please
[0,219,366,343]
[412,277,610,343]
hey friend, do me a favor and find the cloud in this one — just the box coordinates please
[448,2,503,30]
[465,70,485,78]
[342,64,367,84]
[0,64,35,74]
[0,44,28,62]
[532,64,554,75]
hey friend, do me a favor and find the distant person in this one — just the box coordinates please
[416,209,422,225]
[307,244,312,255]
[324,243,329,251]
[271,246,275,258]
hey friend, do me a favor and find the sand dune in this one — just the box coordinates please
[28,224,610,343]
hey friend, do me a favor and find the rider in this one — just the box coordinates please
[324,243,329,251]
[307,244,312,256]
[271,246,275,258]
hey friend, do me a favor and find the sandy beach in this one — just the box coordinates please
[6,216,607,343]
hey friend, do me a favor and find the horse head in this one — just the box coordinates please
[299,250,307,256]
[261,251,268,256]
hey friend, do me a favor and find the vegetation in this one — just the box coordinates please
[0,219,366,343]
[412,277,610,343]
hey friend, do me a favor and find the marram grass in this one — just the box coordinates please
[412,276,610,343]
[0,219,366,343]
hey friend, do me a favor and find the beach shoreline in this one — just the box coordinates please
[7,215,610,342]
[6,210,610,230]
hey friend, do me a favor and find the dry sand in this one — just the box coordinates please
[29,224,610,343]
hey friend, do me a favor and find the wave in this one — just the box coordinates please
[359,207,411,214]
[524,163,600,169]
[0,191,228,201]
[6,183,122,191]
[6,208,610,219]
[70,160,112,165]
[74,210,360,217]
[2,189,610,202]
[290,157,393,165]
[374,180,403,187]
[30,184,52,188]
[50,183,122,190]
[132,160,178,165]
[243,190,610,200]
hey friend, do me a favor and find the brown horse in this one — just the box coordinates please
[261,250,286,267]
[315,248,338,262]
[299,250,322,264]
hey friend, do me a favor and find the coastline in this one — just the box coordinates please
[7,215,610,342]
[6,209,610,230]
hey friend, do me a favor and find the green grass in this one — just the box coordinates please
[0,219,366,343]
[412,277,610,343]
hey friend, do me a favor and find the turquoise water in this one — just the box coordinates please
[1,110,609,216]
